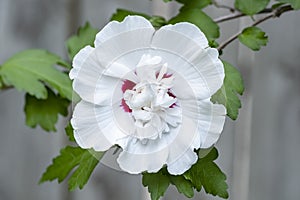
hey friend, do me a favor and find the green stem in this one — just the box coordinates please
[217,5,294,52]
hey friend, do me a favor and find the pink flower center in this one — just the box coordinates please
[121,80,136,112]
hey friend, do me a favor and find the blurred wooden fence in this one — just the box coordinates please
[1,0,300,200]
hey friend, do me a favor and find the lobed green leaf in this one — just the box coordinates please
[200,162,229,198]
[169,175,194,198]
[149,16,168,28]
[143,148,228,199]
[185,148,228,198]
[177,0,212,9]
[143,168,195,199]
[0,74,3,88]
[24,88,69,132]
[183,148,218,192]
[40,146,87,183]
[0,50,72,100]
[277,0,300,9]
[235,0,270,15]
[198,147,214,159]
[110,9,151,22]
[211,61,244,120]
[238,27,268,51]
[40,146,104,190]
[68,150,103,190]
[142,171,170,200]
[65,123,75,142]
[111,9,167,28]
[66,23,98,60]
[168,8,219,41]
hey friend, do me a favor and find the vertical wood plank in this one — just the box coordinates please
[0,1,69,200]
[231,19,255,198]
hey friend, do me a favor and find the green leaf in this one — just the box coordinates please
[110,9,151,22]
[0,50,72,100]
[238,27,268,51]
[177,0,212,9]
[40,146,87,183]
[57,60,72,69]
[168,8,219,40]
[198,147,214,159]
[24,88,69,132]
[235,0,270,15]
[143,168,195,199]
[142,171,170,200]
[111,9,167,28]
[149,16,168,28]
[200,162,228,198]
[169,175,194,198]
[209,40,219,48]
[272,2,287,9]
[184,148,229,198]
[66,23,98,60]
[68,150,103,190]
[143,148,227,199]
[277,0,300,9]
[0,74,3,88]
[211,61,244,120]
[65,123,75,142]
[200,147,219,162]
[40,146,104,190]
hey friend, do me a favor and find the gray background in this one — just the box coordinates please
[0,0,300,200]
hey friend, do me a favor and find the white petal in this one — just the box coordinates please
[72,101,112,151]
[165,116,198,174]
[94,75,120,105]
[192,48,225,95]
[167,148,198,175]
[165,107,181,127]
[72,16,155,104]
[72,50,106,104]
[157,22,208,49]
[72,101,127,151]
[117,137,169,174]
[133,110,152,121]
[199,102,226,148]
[144,50,212,100]
[136,54,162,68]
[135,54,162,82]
[151,27,224,96]
[95,16,154,47]
[180,98,226,149]
[70,46,94,80]
[151,23,208,60]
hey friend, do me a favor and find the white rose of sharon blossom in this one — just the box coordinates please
[70,16,226,175]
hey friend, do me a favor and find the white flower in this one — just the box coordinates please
[70,16,226,175]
